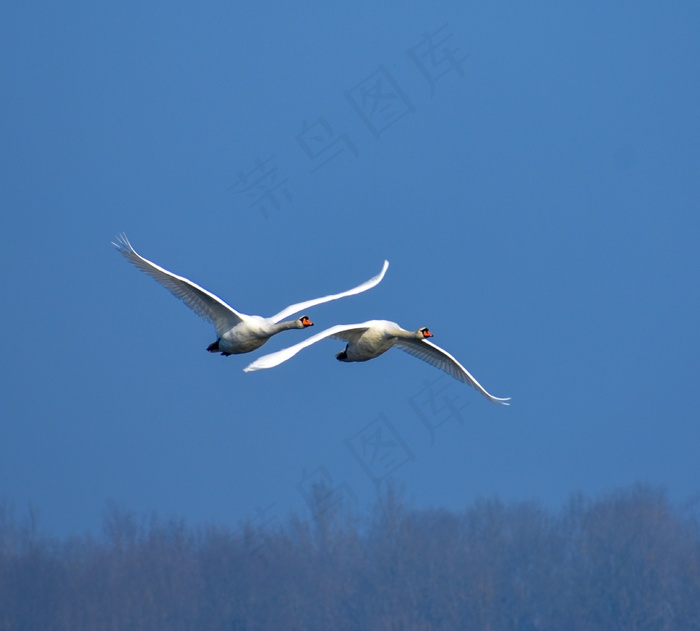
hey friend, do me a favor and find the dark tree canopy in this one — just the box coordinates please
[1,484,699,630]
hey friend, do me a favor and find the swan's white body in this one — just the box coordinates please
[244,320,510,405]
[113,234,389,356]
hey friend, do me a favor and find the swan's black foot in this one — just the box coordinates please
[207,340,220,353]
[335,344,349,361]
[221,352,231,357]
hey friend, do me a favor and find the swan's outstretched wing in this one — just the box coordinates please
[113,234,245,336]
[243,322,373,371]
[269,260,389,324]
[395,338,511,406]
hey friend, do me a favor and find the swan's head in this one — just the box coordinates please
[297,315,314,328]
[419,327,433,338]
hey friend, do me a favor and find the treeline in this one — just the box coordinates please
[1,484,699,630]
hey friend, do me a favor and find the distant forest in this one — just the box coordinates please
[1,483,699,630]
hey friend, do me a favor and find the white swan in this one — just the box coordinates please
[112,234,389,356]
[244,320,510,405]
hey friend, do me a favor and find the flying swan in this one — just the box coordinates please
[244,320,510,405]
[112,234,389,356]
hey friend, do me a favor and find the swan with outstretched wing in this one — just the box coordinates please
[244,319,510,405]
[113,234,389,356]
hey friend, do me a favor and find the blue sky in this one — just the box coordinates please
[1,2,699,537]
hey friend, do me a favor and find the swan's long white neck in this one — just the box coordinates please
[391,327,424,340]
[271,319,304,333]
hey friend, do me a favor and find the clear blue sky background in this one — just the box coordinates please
[2,2,699,538]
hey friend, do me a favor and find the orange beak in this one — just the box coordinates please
[301,317,314,327]
[423,329,433,338]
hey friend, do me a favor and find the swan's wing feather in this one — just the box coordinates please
[269,260,389,323]
[243,322,373,371]
[113,234,244,336]
[395,338,511,406]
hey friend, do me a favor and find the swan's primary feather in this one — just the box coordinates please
[269,261,389,324]
[112,233,245,337]
[395,338,511,405]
